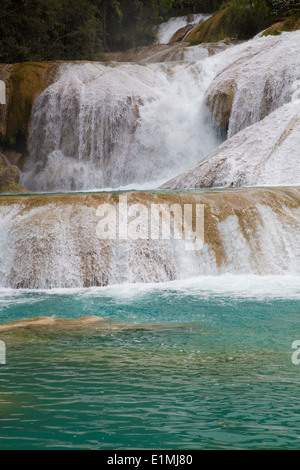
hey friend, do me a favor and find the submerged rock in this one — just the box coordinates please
[107,43,189,63]
[106,40,231,64]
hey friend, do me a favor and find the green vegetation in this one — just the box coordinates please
[0,0,299,62]
[262,2,300,34]
[0,0,174,61]
[186,0,300,44]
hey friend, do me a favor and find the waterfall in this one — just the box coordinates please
[3,29,300,289]
[155,14,211,44]
[21,60,223,192]
[205,30,300,138]
[161,31,300,189]
[1,188,300,289]
[20,30,300,193]
[161,100,300,189]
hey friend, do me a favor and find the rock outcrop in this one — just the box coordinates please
[0,152,20,183]
[0,179,27,194]
[169,24,195,43]
[204,31,300,137]
[186,5,300,46]
[0,61,61,147]
[185,6,252,45]
[262,7,300,36]
[160,101,300,190]
[0,62,63,191]
[1,187,300,288]
[205,80,235,135]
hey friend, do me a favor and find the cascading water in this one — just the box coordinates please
[205,31,300,138]
[1,16,300,451]
[20,30,300,193]
[162,100,300,189]
[155,13,211,44]
[7,29,300,289]
[21,60,222,191]
[1,188,300,289]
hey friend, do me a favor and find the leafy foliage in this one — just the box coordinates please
[0,0,176,62]
[0,0,298,62]
[0,0,105,62]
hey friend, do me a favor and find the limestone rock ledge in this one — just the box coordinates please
[160,101,300,190]
[0,61,61,148]
[204,31,300,138]
[0,152,20,183]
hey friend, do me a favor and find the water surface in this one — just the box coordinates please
[0,276,299,450]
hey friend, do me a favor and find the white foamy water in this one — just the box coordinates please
[5,30,300,290]
[162,100,300,189]
[1,187,300,289]
[21,59,223,192]
[155,13,211,44]
[205,30,300,138]
[1,273,300,299]
[20,30,300,193]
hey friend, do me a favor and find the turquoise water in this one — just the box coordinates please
[0,275,300,450]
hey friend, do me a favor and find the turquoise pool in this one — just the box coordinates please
[0,275,299,450]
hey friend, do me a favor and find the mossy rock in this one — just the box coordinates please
[185,6,252,45]
[169,24,194,43]
[0,61,61,146]
[185,3,300,45]
[186,9,229,44]
[0,153,20,182]
[0,179,28,194]
[262,11,300,36]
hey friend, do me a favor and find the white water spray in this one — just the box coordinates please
[155,13,211,44]
[21,59,223,192]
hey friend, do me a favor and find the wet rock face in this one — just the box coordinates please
[0,65,13,140]
[205,80,235,135]
[161,101,300,190]
[0,61,61,189]
[0,62,60,144]
[204,31,300,138]
[0,153,20,183]
[1,187,300,288]
[169,24,195,43]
